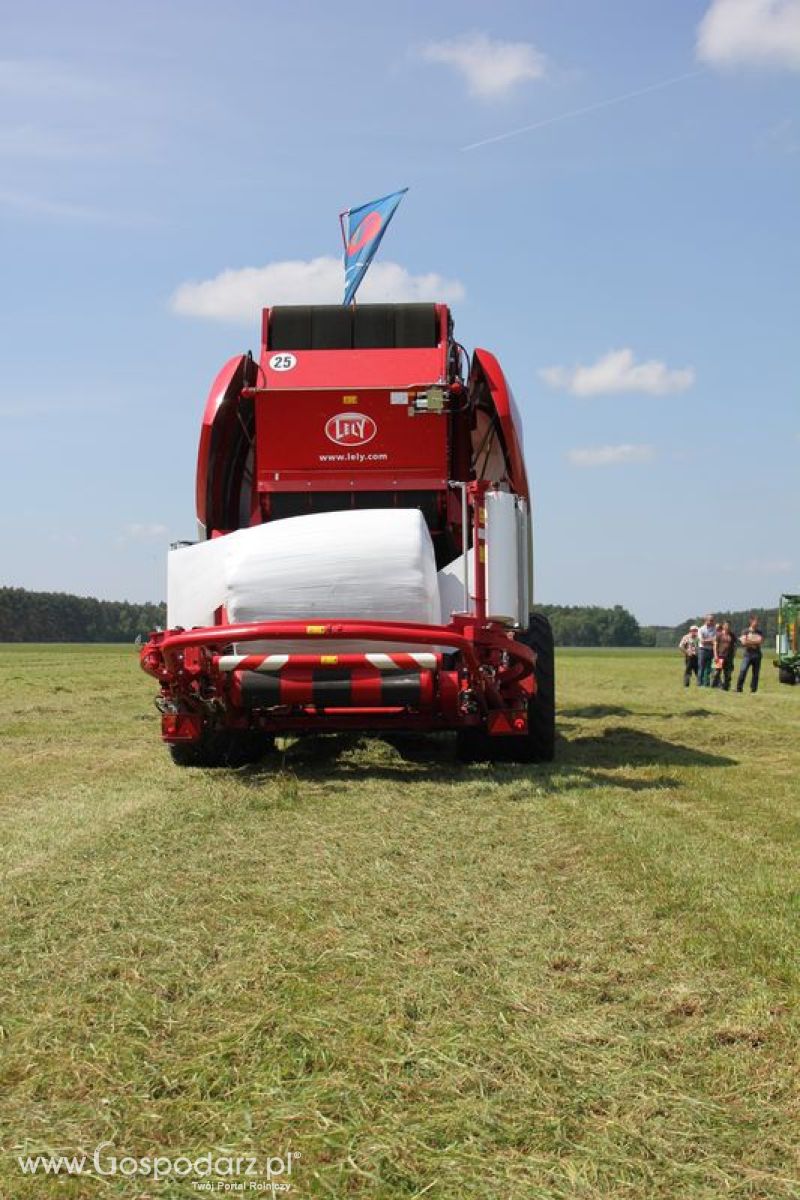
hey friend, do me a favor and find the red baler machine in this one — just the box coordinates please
[141,303,555,764]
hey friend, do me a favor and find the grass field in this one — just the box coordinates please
[1,643,798,1199]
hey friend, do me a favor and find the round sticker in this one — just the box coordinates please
[269,353,297,372]
[347,211,382,255]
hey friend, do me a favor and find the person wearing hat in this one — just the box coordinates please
[678,625,700,687]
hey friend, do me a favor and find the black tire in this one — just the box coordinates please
[778,667,797,686]
[169,729,274,768]
[456,613,556,764]
[511,612,556,763]
[455,725,490,764]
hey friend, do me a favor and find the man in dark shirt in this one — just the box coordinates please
[736,616,765,693]
[712,621,736,691]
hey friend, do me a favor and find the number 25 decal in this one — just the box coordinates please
[269,353,297,371]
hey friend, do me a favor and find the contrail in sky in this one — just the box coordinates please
[462,70,704,152]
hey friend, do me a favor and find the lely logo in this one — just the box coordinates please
[324,413,377,447]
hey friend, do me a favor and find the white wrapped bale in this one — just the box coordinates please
[167,508,441,653]
[167,535,229,631]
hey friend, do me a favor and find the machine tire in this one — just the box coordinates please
[778,667,797,686]
[491,614,554,763]
[455,726,490,764]
[456,614,556,765]
[169,729,274,768]
[521,612,556,763]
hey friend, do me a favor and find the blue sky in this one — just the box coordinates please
[1,0,798,624]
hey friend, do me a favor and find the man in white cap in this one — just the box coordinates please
[679,625,700,687]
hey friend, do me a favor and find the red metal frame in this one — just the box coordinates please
[196,355,249,530]
[141,614,535,743]
[258,304,450,390]
[251,385,449,495]
[472,349,529,500]
[146,303,538,749]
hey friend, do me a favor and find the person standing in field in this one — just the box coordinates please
[679,625,700,686]
[697,614,717,687]
[737,615,765,693]
[712,620,736,691]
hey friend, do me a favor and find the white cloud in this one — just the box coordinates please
[124,523,168,540]
[697,0,800,69]
[171,257,466,323]
[567,444,655,467]
[540,349,694,397]
[421,33,546,98]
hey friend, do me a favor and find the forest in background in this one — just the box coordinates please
[0,588,166,643]
[0,588,779,647]
[642,609,779,648]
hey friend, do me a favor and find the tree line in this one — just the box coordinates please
[0,588,166,643]
[538,604,642,647]
[0,587,776,649]
[2,590,644,646]
[642,609,779,648]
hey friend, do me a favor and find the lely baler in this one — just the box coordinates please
[141,303,555,765]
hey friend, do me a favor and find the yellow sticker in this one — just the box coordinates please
[320,655,338,665]
[342,395,358,404]
[306,625,326,635]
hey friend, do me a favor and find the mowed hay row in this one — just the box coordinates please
[0,644,798,1199]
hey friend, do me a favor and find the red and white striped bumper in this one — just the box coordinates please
[219,651,438,711]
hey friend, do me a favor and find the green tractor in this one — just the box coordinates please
[775,594,800,685]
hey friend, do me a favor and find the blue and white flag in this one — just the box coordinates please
[342,188,407,306]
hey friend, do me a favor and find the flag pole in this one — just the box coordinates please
[340,188,406,308]
[339,209,357,307]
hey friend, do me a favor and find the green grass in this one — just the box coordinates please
[0,644,798,1198]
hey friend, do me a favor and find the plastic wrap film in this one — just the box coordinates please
[167,509,441,654]
[485,490,528,627]
[166,535,228,632]
[437,551,474,619]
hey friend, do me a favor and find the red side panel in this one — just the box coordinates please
[255,389,448,493]
[196,355,248,529]
[472,349,529,500]
[258,347,446,391]
[258,303,450,391]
